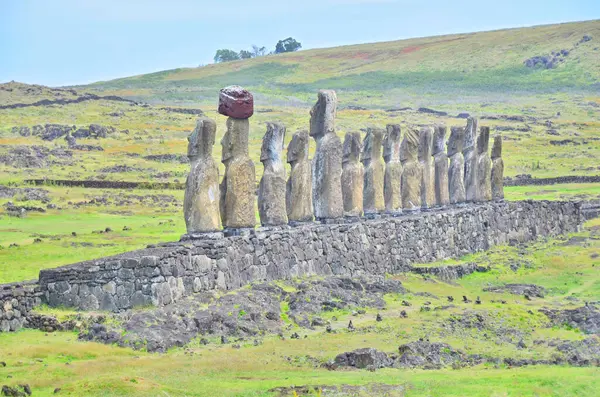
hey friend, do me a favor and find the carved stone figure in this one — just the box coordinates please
[383,124,402,213]
[418,126,435,208]
[286,130,313,222]
[183,117,221,234]
[463,117,479,202]
[341,132,364,217]
[400,128,422,210]
[219,87,256,229]
[433,125,450,207]
[258,122,287,226]
[447,126,466,204]
[310,90,343,219]
[491,135,505,201]
[476,126,492,202]
[361,128,385,214]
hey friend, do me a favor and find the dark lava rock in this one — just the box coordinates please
[334,348,392,369]
[555,337,600,366]
[395,341,467,369]
[417,107,448,116]
[0,145,72,168]
[540,304,600,334]
[143,154,188,164]
[484,283,546,298]
[218,85,253,119]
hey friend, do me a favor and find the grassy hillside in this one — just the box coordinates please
[84,20,600,107]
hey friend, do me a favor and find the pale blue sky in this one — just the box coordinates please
[1,0,598,87]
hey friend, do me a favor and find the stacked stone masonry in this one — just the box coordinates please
[0,281,42,332]
[38,200,582,312]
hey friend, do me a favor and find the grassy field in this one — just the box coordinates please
[0,218,599,396]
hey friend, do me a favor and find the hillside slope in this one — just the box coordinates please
[83,20,600,106]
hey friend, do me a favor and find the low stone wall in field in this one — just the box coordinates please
[0,281,42,332]
[37,200,583,312]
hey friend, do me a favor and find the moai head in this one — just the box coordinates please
[492,134,502,159]
[309,90,337,138]
[477,126,490,155]
[218,85,254,119]
[418,126,434,161]
[187,117,216,159]
[342,132,361,165]
[447,127,465,157]
[432,125,447,156]
[464,117,478,150]
[383,124,402,163]
[361,128,384,165]
[400,128,420,163]
[260,122,286,164]
[221,118,249,164]
[287,130,310,165]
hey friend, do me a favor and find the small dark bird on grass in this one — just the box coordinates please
[376,313,382,322]
[348,320,355,331]
[463,295,471,303]
[400,310,408,318]
[475,296,482,304]
[447,296,454,302]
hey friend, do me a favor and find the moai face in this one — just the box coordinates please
[188,117,216,159]
[477,126,490,155]
[401,128,420,163]
[309,90,337,138]
[492,135,502,159]
[447,127,465,157]
[260,122,286,163]
[383,124,401,163]
[464,117,478,150]
[220,118,249,163]
[432,125,447,156]
[418,126,434,161]
[343,132,361,165]
[287,130,309,165]
[361,128,384,164]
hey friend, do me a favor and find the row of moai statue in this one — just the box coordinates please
[183,87,505,235]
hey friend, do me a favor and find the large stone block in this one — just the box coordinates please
[218,85,254,119]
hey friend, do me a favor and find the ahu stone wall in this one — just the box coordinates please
[1,281,42,332]
[38,200,582,312]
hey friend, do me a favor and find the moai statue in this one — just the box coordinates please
[258,122,287,226]
[286,130,313,223]
[463,117,479,202]
[310,90,343,220]
[418,126,435,209]
[341,132,364,217]
[476,126,492,202]
[400,128,422,211]
[218,86,256,230]
[183,117,221,234]
[361,128,385,214]
[433,125,450,207]
[447,126,466,204]
[383,124,402,213]
[491,135,505,201]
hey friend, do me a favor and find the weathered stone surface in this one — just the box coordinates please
[342,132,364,217]
[258,122,287,226]
[310,90,343,219]
[491,135,504,201]
[400,128,422,210]
[419,126,435,208]
[477,126,492,202]
[286,130,313,222]
[218,85,254,119]
[433,125,450,206]
[36,200,584,313]
[448,127,466,204]
[463,117,479,202]
[362,128,385,214]
[220,117,256,229]
[183,117,221,233]
[335,348,393,369]
[383,124,402,213]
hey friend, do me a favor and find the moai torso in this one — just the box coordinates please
[341,132,364,217]
[463,117,479,202]
[401,128,422,210]
[362,128,385,214]
[184,117,221,233]
[476,126,492,202]
[491,135,504,201]
[286,130,313,222]
[258,122,287,226]
[383,124,402,212]
[310,90,343,219]
[220,117,256,229]
[433,125,450,207]
[419,126,435,208]
[448,126,466,204]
